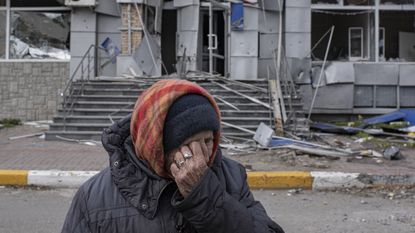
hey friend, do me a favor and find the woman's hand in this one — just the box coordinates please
[170,141,209,198]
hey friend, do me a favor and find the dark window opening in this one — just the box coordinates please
[344,0,375,5]
[144,6,156,35]
[11,0,64,7]
[312,10,374,61]
[161,9,177,75]
[201,10,225,76]
[380,0,415,4]
[312,0,340,4]
[380,11,415,61]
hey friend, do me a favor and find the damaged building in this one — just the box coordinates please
[1,0,415,136]
[304,0,415,121]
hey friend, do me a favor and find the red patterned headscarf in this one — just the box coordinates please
[130,79,221,178]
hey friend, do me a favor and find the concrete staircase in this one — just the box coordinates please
[46,78,306,141]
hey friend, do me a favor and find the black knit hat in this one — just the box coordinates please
[163,94,220,155]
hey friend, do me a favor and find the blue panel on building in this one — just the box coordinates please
[231,3,244,31]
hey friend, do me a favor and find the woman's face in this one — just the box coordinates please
[166,130,214,172]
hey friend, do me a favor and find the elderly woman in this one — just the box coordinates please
[62,79,284,233]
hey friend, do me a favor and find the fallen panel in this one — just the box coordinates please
[362,110,407,126]
[310,122,359,135]
[132,34,162,76]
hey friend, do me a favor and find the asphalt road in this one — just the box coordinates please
[0,187,414,233]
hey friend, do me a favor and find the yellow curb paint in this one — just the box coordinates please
[247,171,313,189]
[0,170,28,186]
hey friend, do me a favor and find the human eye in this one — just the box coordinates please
[204,137,213,144]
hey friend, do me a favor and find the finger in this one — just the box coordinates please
[199,139,210,162]
[174,151,185,164]
[180,145,194,160]
[170,163,181,178]
[188,141,204,162]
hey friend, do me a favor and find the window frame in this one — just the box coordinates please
[0,0,70,60]
[348,27,364,61]
[312,0,415,63]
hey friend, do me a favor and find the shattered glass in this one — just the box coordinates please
[0,0,5,6]
[0,11,5,58]
[11,0,64,7]
[9,11,70,59]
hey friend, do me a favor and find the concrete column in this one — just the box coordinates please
[69,8,97,78]
[375,0,380,62]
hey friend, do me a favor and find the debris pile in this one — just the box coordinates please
[222,109,415,169]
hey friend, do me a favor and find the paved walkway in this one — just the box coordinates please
[1,125,415,176]
[0,126,107,171]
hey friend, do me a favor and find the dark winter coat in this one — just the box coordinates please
[61,115,285,233]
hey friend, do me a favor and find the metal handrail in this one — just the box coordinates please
[277,47,301,133]
[61,44,103,130]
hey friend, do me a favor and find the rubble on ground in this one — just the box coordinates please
[221,109,415,170]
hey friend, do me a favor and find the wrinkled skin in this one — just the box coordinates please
[166,131,214,197]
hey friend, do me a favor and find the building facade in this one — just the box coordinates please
[0,0,70,120]
[294,0,415,120]
[1,0,414,121]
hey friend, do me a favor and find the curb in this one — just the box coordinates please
[0,170,415,190]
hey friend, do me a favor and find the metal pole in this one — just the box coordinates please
[276,0,283,81]
[209,3,213,74]
[128,4,132,54]
[307,26,335,124]
[304,27,333,59]
[375,0,380,62]
[5,0,10,59]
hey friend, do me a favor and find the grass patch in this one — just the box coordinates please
[356,131,371,139]
[0,118,21,128]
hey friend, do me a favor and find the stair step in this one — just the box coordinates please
[49,123,109,131]
[65,101,303,111]
[72,80,297,92]
[57,109,277,118]
[49,78,304,141]
[45,131,102,141]
[52,115,276,125]
[68,95,301,104]
[76,87,299,95]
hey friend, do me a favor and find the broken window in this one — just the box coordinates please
[9,11,70,59]
[11,0,64,7]
[144,5,156,35]
[312,0,340,4]
[380,0,415,5]
[0,0,5,6]
[380,11,415,61]
[311,10,374,61]
[344,0,374,5]
[312,0,375,4]
[0,11,5,58]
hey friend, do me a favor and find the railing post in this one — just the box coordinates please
[87,51,91,81]
[62,92,66,131]
[61,44,97,131]
[81,61,84,95]
[94,45,98,78]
